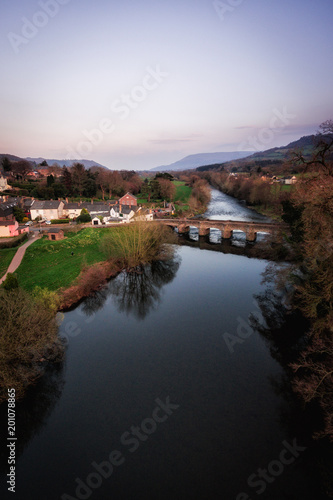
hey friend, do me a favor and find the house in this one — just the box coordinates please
[0,220,29,237]
[120,205,138,221]
[0,176,10,192]
[0,200,18,220]
[63,201,117,221]
[47,228,64,241]
[26,171,39,179]
[110,205,120,218]
[30,200,64,221]
[110,204,139,221]
[135,208,154,221]
[118,193,137,208]
[63,202,82,219]
[280,176,297,185]
[82,203,111,218]
[22,198,35,219]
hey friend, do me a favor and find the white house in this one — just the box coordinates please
[30,200,64,221]
[63,202,82,219]
[110,204,139,221]
[0,176,10,192]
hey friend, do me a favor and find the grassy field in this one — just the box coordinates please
[0,248,17,277]
[173,181,192,203]
[136,181,192,208]
[15,228,111,291]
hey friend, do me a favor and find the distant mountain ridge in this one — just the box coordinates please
[150,151,253,172]
[25,157,109,170]
[196,134,333,172]
[0,153,26,163]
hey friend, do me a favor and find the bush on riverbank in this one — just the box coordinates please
[0,287,64,402]
[100,222,177,270]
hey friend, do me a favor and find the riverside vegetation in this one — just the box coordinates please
[209,121,333,443]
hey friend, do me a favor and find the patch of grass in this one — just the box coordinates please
[173,181,192,203]
[251,205,282,221]
[137,198,148,204]
[279,184,293,192]
[0,248,17,277]
[15,228,112,291]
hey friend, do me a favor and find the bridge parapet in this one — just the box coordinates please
[156,218,288,242]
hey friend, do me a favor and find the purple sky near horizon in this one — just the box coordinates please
[0,0,332,170]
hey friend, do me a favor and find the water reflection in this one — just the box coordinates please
[109,257,181,319]
[0,362,65,474]
[81,254,181,320]
[248,278,332,497]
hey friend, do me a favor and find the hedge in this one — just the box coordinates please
[50,219,70,224]
[0,232,28,249]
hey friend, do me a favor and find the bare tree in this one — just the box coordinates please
[292,119,333,175]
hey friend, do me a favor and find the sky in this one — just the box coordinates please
[0,0,332,170]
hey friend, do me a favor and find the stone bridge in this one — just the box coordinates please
[156,218,288,242]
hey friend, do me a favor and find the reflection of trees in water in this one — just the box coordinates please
[251,286,309,366]
[81,286,110,316]
[0,362,65,474]
[108,257,181,320]
[80,254,181,320]
[250,281,333,496]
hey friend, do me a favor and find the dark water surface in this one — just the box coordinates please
[0,191,329,500]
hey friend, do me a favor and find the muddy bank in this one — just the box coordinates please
[59,259,123,311]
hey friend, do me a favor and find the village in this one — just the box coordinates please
[0,187,178,239]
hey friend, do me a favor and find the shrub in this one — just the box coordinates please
[0,232,28,249]
[51,219,70,224]
[76,208,91,223]
[1,273,19,291]
[100,222,176,269]
[0,288,64,402]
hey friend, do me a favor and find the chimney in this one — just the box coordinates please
[66,197,68,203]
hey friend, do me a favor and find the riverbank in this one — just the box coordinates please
[12,223,177,310]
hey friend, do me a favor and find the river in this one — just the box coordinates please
[0,189,328,500]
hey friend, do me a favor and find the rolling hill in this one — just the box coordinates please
[196,134,333,172]
[25,157,109,170]
[150,151,253,172]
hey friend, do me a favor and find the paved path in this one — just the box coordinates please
[0,235,41,285]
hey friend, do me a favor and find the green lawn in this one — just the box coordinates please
[173,181,192,203]
[0,248,17,277]
[280,184,293,192]
[15,228,112,291]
